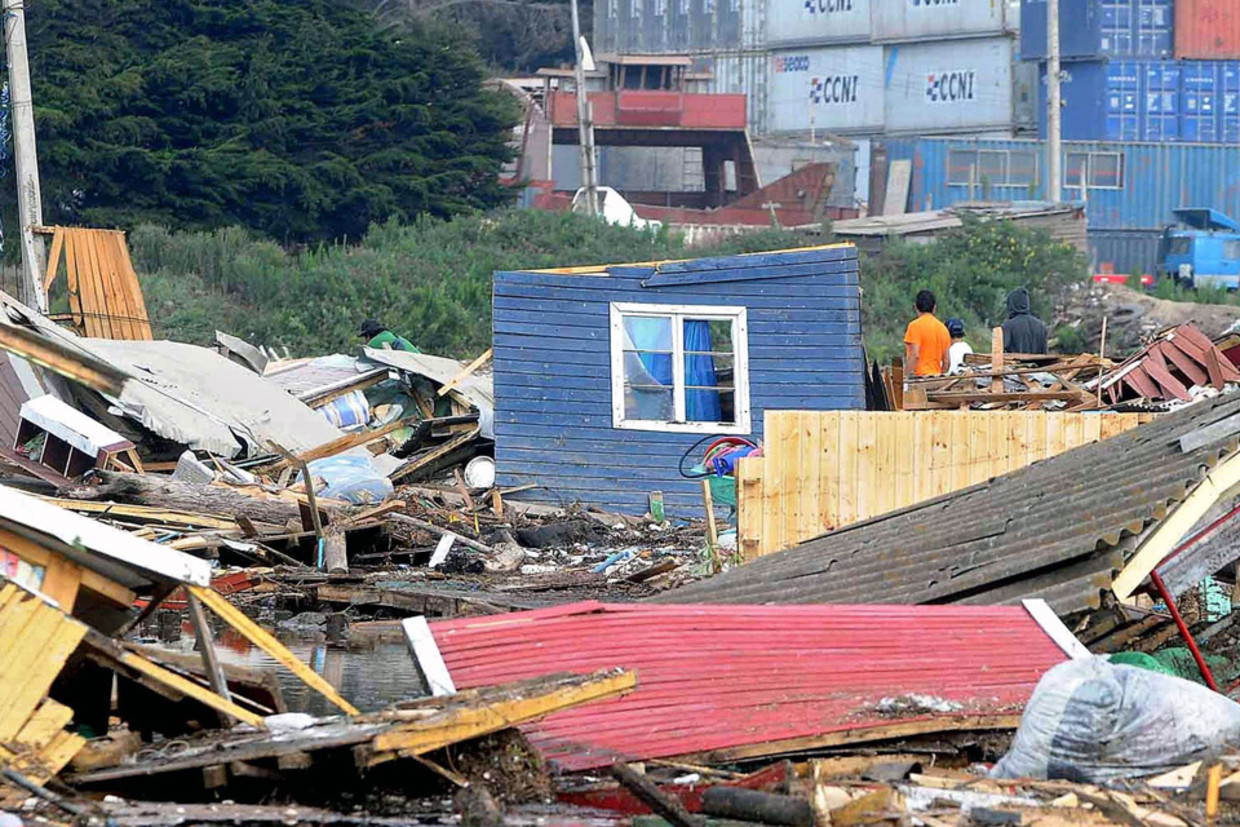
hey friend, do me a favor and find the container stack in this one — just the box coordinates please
[594,0,1024,137]
[1022,0,1240,143]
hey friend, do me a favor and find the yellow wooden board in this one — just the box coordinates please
[738,410,1147,560]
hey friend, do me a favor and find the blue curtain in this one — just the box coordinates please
[684,320,722,422]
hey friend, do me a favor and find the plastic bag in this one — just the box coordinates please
[991,658,1240,782]
[305,454,393,505]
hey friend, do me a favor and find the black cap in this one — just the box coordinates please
[359,319,384,339]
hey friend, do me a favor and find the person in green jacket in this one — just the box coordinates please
[359,318,420,353]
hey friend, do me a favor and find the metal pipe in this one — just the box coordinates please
[1149,569,1218,691]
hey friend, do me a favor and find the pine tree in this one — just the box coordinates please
[21,0,519,243]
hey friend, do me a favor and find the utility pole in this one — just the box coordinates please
[1046,0,1062,203]
[569,0,599,216]
[4,0,45,311]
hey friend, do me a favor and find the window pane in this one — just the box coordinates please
[624,381,673,421]
[1008,150,1037,185]
[1065,152,1087,185]
[687,353,734,388]
[1225,240,1240,259]
[623,315,673,352]
[977,151,1005,184]
[947,149,978,185]
[1091,153,1122,187]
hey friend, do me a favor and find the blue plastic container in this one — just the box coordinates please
[1022,0,1173,60]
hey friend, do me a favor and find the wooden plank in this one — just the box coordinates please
[40,554,82,613]
[1046,413,1066,460]
[437,348,493,398]
[371,670,636,756]
[190,585,360,716]
[390,427,481,483]
[14,699,74,751]
[892,412,915,512]
[42,228,64,294]
[63,227,84,336]
[0,614,87,741]
[853,410,877,523]
[281,416,417,469]
[820,412,840,534]
[912,411,934,506]
[873,414,895,518]
[109,644,265,728]
[676,715,1022,765]
[735,457,762,561]
[990,328,1003,393]
[776,411,802,552]
[966,412,989,486]
[1082,412,1102,446]
[837,411,858,529]
[1062,413,1085,453]
[800,412,822,540]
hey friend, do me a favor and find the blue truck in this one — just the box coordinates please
[1164,208,1240,290]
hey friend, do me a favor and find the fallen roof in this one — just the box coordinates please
[0,484,211,590]
[419,600,1079,770]
[78,338,342,457]
[660,393,1240,615]
[364,348,495,439]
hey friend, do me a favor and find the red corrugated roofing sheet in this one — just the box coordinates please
[429,601,1071,771]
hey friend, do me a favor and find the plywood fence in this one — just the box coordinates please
[736,410,1149,560]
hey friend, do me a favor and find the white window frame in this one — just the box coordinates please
[609,302,751,435]
[1064,150,1125,191]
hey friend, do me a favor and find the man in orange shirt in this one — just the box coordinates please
[904,289,951,376]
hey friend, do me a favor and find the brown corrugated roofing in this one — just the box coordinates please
[659,394,1240,615]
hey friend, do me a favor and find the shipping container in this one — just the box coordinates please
[882,136,1240,232]
[1181,61,1223,142]
[1022,0,1172,60]
[883,38,1014,134]
[765,0,872,48]
[645,0,671,52]
[873,0,1010,44]
[717,0,741,48]
[1226,63,1240,141]
[710,51,773,133]
[670,0,692,50]
[594,0,621,52]
[1142,61,1180,140]
[1175,0,1240,60]
[1037,59,1195,141]
[1089,229,1165,277]
[767,45,885,134]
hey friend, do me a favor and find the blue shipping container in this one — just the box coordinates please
[1039,59,1240,142]
[1022,0,1172,60]
[882,136,1240,232]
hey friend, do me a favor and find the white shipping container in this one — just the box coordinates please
[767,45,886,134]
[872,0,1009,43]
[710,51,773,133]
[882,38,1013,133]
[765,0,872,47]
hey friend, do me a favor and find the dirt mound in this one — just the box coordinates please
[1056,282,1240,356]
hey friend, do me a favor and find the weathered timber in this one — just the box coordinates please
[610,762,703,827]
[62,472,314,526]
[700,787,813,827]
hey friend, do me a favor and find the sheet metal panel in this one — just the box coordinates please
[710,51,772,133]
[883,135,1240,230]
[767,45,885,134]
[765,0,872,47]
[430,602,1070,770]
[872,0,1010,43]
[1089,228,1164,276]
[663,394,1240,615]
[1175,0,1240,60]
[883,39,1014,134]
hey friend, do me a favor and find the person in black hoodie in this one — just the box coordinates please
[1001,287,1048,355]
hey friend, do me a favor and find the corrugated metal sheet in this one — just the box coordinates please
[1175,0,1240,60]
[768,46,885,134]
[872,0,1010,43]
[710,51,772,134]
[883,136,1240,230]
[491,246,865,516]
[765,0,872,47]
[1022,0,1173,60]
[78,339,342,458]
[883,39,1014,134]
[428,601,1073,770]
[660,393,1240,615]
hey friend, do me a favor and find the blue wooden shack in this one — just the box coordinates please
[492,244,866,516]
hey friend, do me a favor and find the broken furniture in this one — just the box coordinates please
[12,394,142,484]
